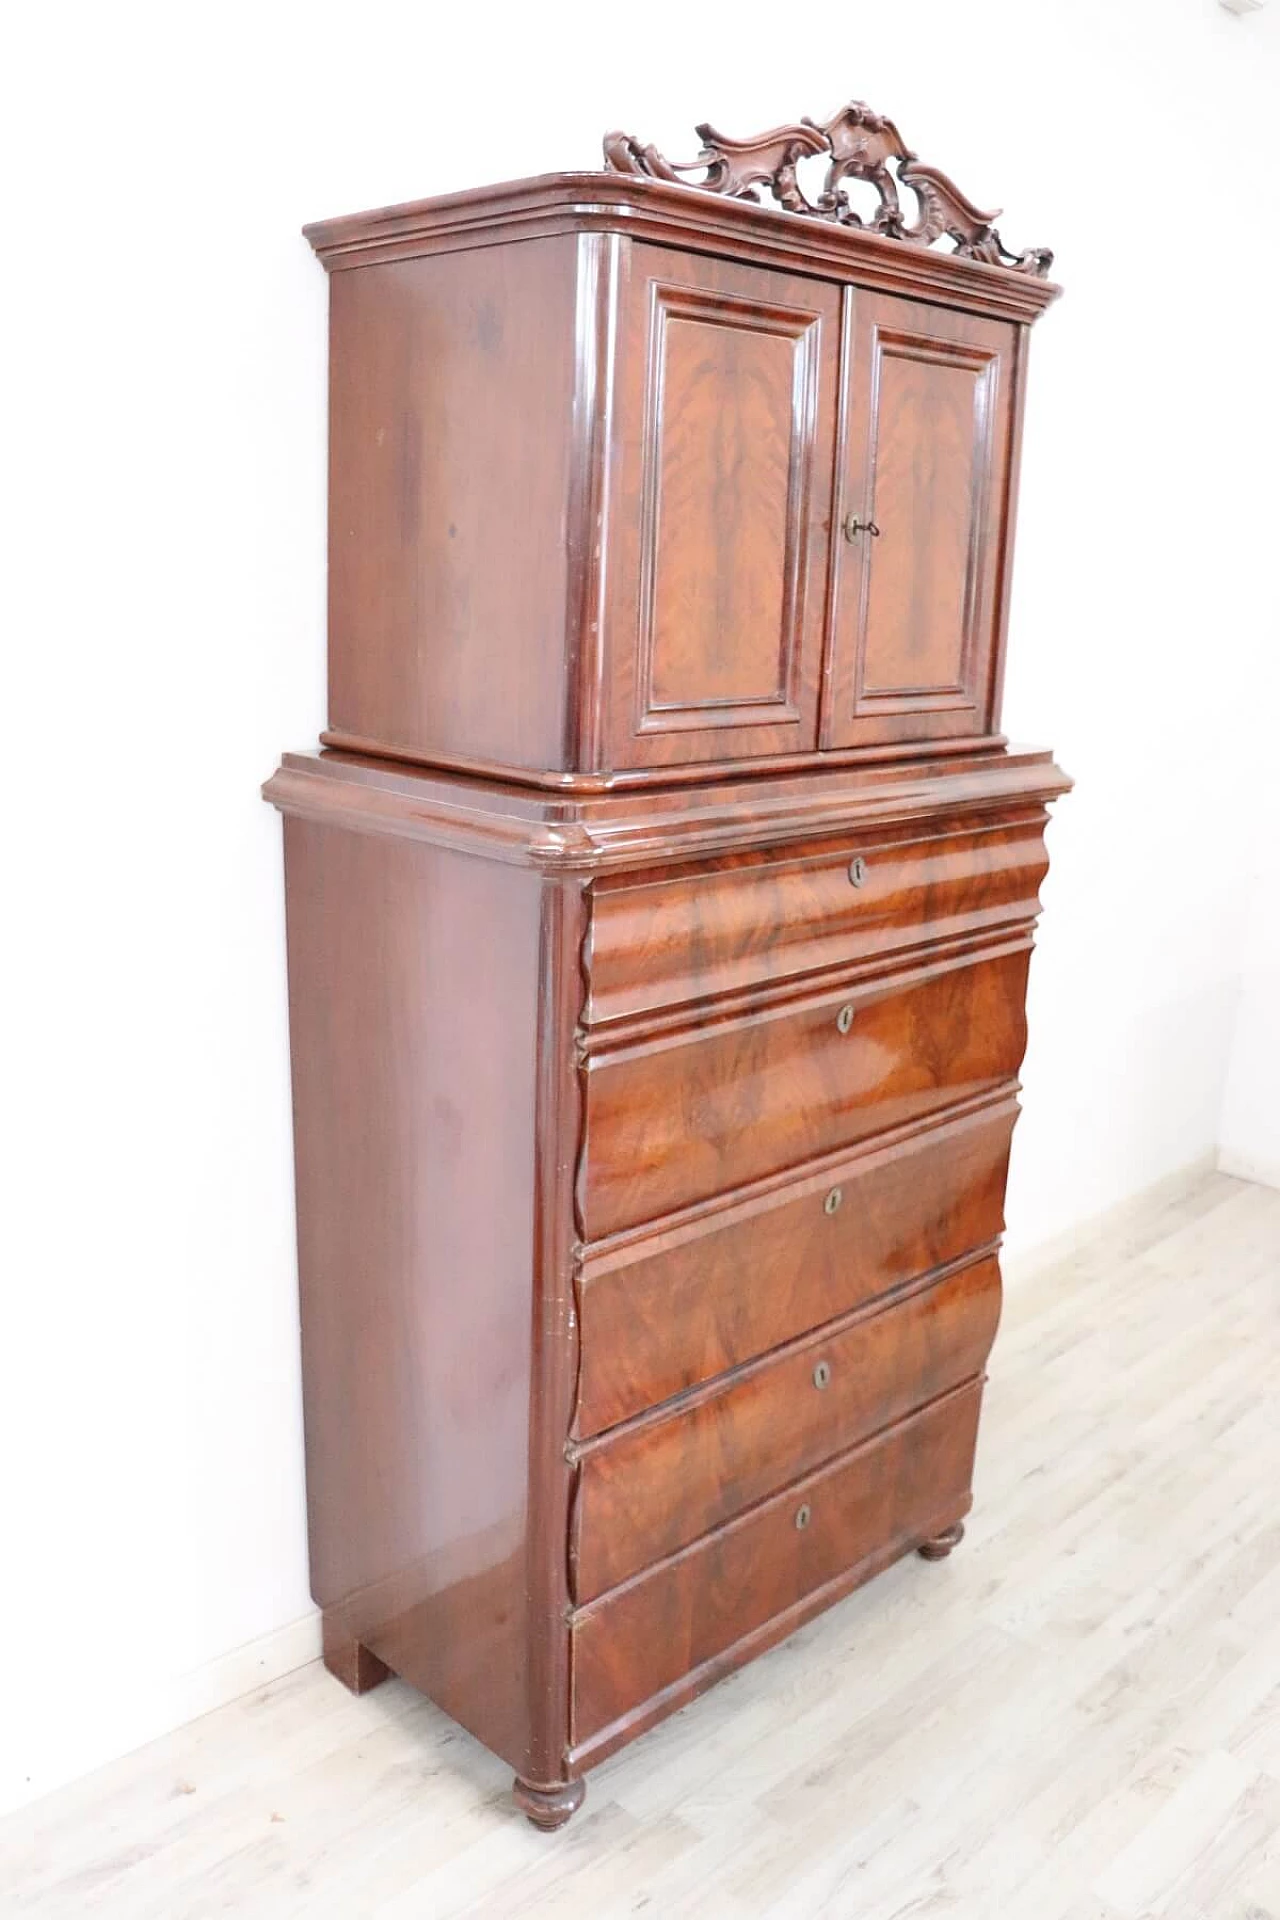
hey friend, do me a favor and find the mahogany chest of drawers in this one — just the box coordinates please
[266,102,1068,1829]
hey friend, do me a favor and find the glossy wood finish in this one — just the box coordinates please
[269,750,1061,1819]
[598,246,839,771]
[586,807,1049,1023]
[580,941,1032,1236]
[918,1520,967,1560]
[280,816,556,1780]
[573,1095,1016,1437]
[268,741,1070,870]
[826,293,1017,750]
[569,1379,983,1759]
[572,1255,1000,1602]
[511,1777,586,1833]
[275,140,1065,1828]
[310,173,1058,789]
[304,171,1060,323]
[604,101,1055,277]
[326,238,582,777]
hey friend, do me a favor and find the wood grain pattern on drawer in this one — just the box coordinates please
[587,810,1049,1024]
[571,1255,999,1603]
[570,1379,982,1757]
[579,941,1031,1237]
[575,1094,1015,1438]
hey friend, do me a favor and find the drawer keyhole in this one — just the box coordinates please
[812,1360,831,1391]
[836,1003,855,1035]
[848,855,868,888]
[823,1187,843,1216]
[795,1503,812,1531]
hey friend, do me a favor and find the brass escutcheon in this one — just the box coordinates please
[795,1503,812,1531]
[824,1187,843,1215]
[843,514,881,542]
[848,854,868,887]
[813,1360,831,1390]
[836,1003,855,1034]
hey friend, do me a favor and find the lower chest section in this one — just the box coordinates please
[562,804,1045,1759]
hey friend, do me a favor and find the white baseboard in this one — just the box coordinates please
[1002,1152,1219,1288]
[163,1609,322,1731]
[1217,1147,1280,1191]
[1,1610,321,1820]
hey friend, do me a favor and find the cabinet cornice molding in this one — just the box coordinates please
[303,171,1060,326]
[264,749,1071,875]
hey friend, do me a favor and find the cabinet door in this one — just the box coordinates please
[824,293,1018,751]
[599,245,840,773]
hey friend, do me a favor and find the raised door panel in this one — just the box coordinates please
[598,245,840,772]
[824,293,1018,750]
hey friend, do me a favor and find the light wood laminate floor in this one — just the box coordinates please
[4,1171,1278,1919]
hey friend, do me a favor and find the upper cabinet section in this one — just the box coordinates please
[308,111,1057,789]
[597,247,839,771]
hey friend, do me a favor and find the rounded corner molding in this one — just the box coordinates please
[603,100,1054,278]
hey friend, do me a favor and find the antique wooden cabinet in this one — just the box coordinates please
[266,103,1068,1829]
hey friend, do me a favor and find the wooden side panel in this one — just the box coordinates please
[824,293,1017,750]
[573,1255,1000,1602]
[574,1097,1015,1437]
[587,810,1048,1024]
[597,243,839,772]
[326,238,579,772]
[580,944,1032,1236]
[281,818,548,1775]
[570,1382,982,1755]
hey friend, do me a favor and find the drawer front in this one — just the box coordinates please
[575,1097,1015,1438]
[580,944,1031,1238]
[571,1255,999,1604]
[570,1380,981,1755]
[587,811,1049,1025]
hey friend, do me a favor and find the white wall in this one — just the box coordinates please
[3,0,1278,1814]
[1218,797,1280,1188]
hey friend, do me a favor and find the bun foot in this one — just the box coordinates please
[513,1775,586,1831]
[918,1521,966,1561]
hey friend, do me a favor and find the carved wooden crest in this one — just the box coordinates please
[603,102,1053,277]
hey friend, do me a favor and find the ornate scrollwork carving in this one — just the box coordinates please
[603,102,1053,277]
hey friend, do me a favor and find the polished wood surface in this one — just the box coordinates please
[573,1095,1016,1436]
[586,807,1050,1022]
[579,941,1032,1236]
[281,817,553,1778]
[604,99,1055,277]
[272,127,1066,1827]
[826,294,1017,750]
[597,246,838,771]
[569,1380,983,1758]
[310,170,1057,789]
[304,171,1061,323]
[267,740,1070,864]
[572,1256,1001,1602]
[326,239,581,776]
